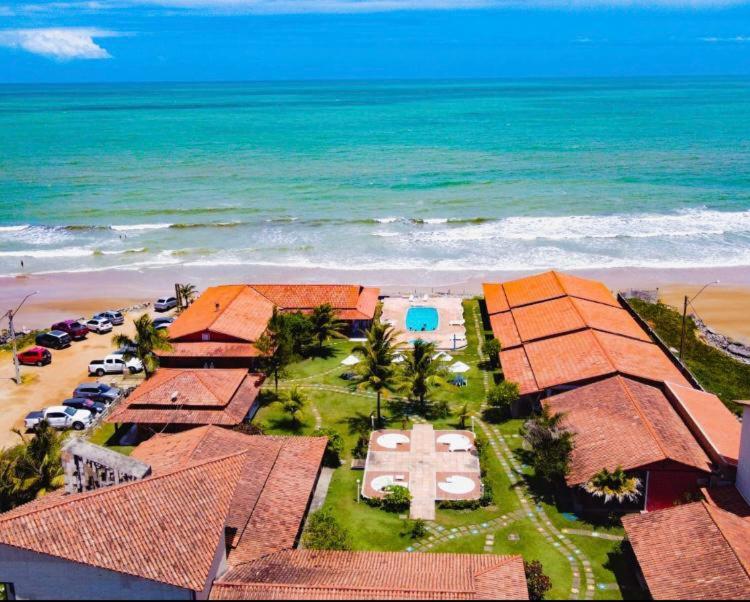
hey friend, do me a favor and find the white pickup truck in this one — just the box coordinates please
[88,353,143,377]
[24,406,93,432]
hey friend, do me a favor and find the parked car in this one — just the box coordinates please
[154,296,178,312]
[51,320,89,341]
[62,397,106,416]
[17,347,52,367]
[24,406,93,432]
[73,382,123,404]
[88,354,143,376]
[35,330,71,350]
[93,310,124,326]
[86,317,113,334]
[153,316,174,330]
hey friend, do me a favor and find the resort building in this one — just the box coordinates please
[210,550,529,599]
[160,284,380,368]
[0,426,328,600]
[482,271,691,398]
[623,400,750,599]
[545,376,714,511]
[106,368,265,434]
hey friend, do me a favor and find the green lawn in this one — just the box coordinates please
[255,297,645,599]
[87,422,135,456]
[628,297,750,413]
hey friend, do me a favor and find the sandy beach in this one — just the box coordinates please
[1,263,749,449]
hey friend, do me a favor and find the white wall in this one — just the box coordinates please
[736,406,750,504]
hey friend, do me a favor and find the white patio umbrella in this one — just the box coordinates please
[448,361,470,374]
[433,351,453,362]
[392,353,406,364]
[341,354,361,366]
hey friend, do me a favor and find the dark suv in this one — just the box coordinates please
[35,330,72,350]
[51,320,89,341]
[62,397,107,415]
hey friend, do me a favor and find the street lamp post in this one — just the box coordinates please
[3,291,38,385]
[679,281,719,362]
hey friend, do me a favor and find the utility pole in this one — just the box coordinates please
[3,291,38,385]
[679,280,719,363]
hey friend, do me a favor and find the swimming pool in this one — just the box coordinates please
[406,306,439,332]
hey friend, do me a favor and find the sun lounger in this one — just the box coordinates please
[449,319,465,326]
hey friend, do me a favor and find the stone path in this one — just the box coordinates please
[470,303,597,601]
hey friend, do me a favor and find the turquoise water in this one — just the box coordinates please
[1,78,750,276]
[406,307,439,332]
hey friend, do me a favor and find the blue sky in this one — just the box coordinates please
[1,1,750,82]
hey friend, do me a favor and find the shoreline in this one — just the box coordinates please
[2,263,750,343]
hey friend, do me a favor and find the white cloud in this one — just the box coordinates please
[700,35,750,41]
[0,28,121,60]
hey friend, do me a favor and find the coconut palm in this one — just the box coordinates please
[14,422,64,498]
[282,386,306,426]
[309,303,347,352]
[112,313,172,379]
[353,322,403,428]
[398,339,446,412]
[521,406,574,483]
[458,402,471,430]
[177,283,198,308]
[583,467,642,504]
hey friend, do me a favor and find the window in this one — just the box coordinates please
[1,583,16,600]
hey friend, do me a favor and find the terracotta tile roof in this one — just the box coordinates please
[0,452,247,592]
[499,347,538,395]
[511,297,586,342]
[704,486,750,518]
[252,284,380,320]
[569,297,652,342]
[482,282,509,315]
[157,341,263,358]
[107,369,265,426]
[131,426,327,565]
[210,550,528,600]
[545,376,711,485]
[169,285,274,343]
[489,312,522,349]
[665,381,741,467]
[168,284,379,345]
[497,271,620,309]
[623,501,750,600]
[523,330,615,391]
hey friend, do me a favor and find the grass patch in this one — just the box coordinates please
[628,298,750,413]
[87,422,134,456]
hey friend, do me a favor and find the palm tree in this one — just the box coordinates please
[398,339,446,412]
[521,406,574,483]
[282,386,306,426]
[583,467,642,505]
[112,313,172,379]
[177,283,198,308]
[12,422,64,499]
[309,303,347,352]
[458,402,470,430]
[353,322,403,428]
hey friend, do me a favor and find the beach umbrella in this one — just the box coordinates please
[449,361,470,374]
[341,354,361,366]
[393,353,406,364]
[433,351,453,362]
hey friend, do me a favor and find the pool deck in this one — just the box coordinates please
[363,424,481,520]
[380,295,467,350]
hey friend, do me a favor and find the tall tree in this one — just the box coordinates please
[521,406,574,483]
[256,307,293,394]
[112,313,172,379]
[177,283,198,308]
[583,467,642,505]
[353,322,403,428]
[12,423,64,498]
[398,339,445,412]
[309,303,347,352]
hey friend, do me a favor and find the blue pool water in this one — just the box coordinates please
[406,307,439,332]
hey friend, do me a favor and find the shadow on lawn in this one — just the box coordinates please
[604,541,650,600]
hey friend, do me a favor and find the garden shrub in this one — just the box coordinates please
[301,509,351,551]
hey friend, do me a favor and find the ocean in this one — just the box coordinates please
[1,78,750,278]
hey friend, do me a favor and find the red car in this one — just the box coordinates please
[51,320,89,341]
[17,347,52,367]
